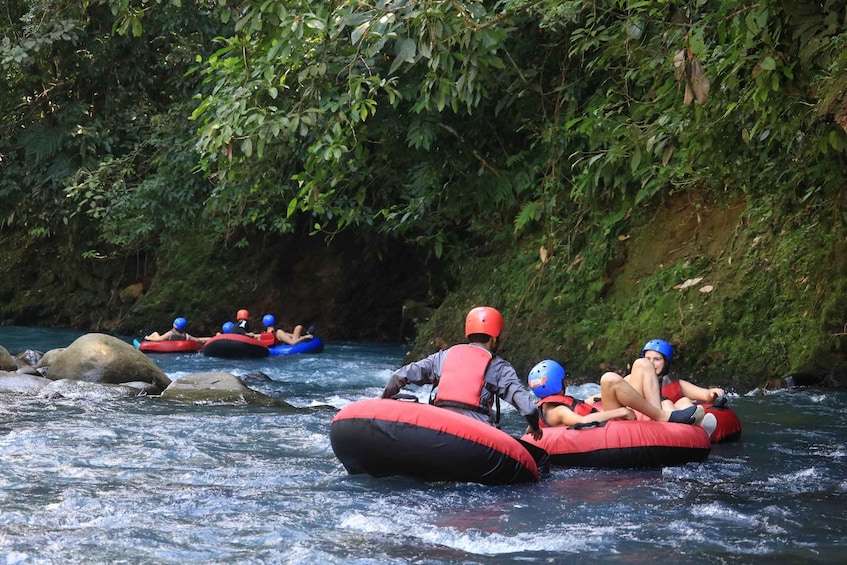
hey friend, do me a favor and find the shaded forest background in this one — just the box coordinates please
[2,0,846,390]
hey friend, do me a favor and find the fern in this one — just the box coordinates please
[514,200,542,234]
[20,122,63,165]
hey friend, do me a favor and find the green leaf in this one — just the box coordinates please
[131,17,142,37]
[630,148,642,174]
[514,201,541,233]
[395,37,416,63]
[351,22,369,46]
[760,56,776,71]
[306,18,325,31]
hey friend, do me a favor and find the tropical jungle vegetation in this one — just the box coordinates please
[2,0,846,389]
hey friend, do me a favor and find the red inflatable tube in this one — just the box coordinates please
[330,398,540,485]
[521,419,711,469]
[701,402,742,444]
[137,340,201,353]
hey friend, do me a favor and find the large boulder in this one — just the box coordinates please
[161,372,295,407]
[43,333,170,390]
[0,346,16,371]
[37,348,65,369]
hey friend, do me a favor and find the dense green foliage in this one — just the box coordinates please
[4,1,846,249]
[187,0,847,251]
[2,1,846,384]
[1,0,220,248]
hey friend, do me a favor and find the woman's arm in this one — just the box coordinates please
[545,405,636,427]
[679,380,724,401]
[144,330,171,341]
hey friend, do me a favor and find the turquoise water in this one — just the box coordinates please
[1,327,845,563]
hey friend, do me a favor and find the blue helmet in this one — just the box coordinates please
[262,314,276,327]
[528,359,566,399]
[222,321,234,334]
[173,317,187,331]
[642,339,673,365]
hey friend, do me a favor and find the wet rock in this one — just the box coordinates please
[0,346,15,371]
[37,348,65,370]
[41,333,170,390]
[240,370,272,382]
[15,349,44,368]
[161,371,295,408]
[0,371,52,394]
[121,381,161,395]
[38,379,142,400]
[15,365,42,377]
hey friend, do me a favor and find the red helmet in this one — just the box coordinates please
[465,306,504,338]
[236,309,249,320]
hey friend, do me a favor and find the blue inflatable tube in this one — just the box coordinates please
[268,336,324,356]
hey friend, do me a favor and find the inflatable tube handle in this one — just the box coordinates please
[569,421,606,430]
[390,393,420,402]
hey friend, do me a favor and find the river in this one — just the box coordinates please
[0,327,845,563]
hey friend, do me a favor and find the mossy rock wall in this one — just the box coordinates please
[0,226,444,343]
[119,227,444,341]
[407,192,847,392]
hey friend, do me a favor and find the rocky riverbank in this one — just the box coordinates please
[0,334,311,407]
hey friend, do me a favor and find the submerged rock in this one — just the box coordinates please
[161,371,296,408]
[0,371,52,394]
[38,378,143,400]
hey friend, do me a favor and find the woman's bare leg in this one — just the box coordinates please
[601,372,667,421]
[623,358,663,409]
[600,371,697,423]
[276,325,307,345]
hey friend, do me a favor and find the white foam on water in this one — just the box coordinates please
[340,511,628,556]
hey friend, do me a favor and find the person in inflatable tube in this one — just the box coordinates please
[212,321,235,336]
[230,309,252,335]
[527,359,701,430]
[260,314,315,345]
[640,339,725,405]
[382,306,544,440]
[641,339,725,435]
[145,317,208,343]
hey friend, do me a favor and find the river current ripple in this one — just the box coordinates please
[0,327,845,564]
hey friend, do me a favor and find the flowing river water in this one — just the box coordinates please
[0,327,845,564]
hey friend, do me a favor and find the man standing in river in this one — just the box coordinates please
[382,306,543,440]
